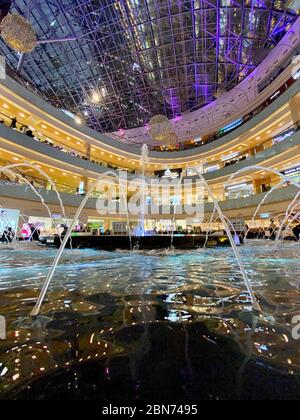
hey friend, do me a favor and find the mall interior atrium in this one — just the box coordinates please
[0,0,300,402]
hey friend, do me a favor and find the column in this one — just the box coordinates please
[289,93,300,127]
[85,143,91,160]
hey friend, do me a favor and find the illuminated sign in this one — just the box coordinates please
[219,118,243,135]
[205,164,220,173]
[273,130,294,144]
[270,90,280,101]
[226,183,249,191]
[260,213,271,219]
[283,166,300,176]
[221,152,239,162]
[60,109,76,119]
[51,214,62,219]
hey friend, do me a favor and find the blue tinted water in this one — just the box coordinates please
[0,241,299,400]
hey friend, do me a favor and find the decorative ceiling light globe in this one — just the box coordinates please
[149,114,172,143]
[0,14,37,53]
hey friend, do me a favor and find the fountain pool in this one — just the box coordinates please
[0,241,299,400]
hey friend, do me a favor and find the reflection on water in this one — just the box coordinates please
[0,241,299,400]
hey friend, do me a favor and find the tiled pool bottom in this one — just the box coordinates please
[0,242,299,400]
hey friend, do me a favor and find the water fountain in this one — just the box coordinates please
[170,171,184,250]
[195,169,261,313]
[1,160,300,400]
[0,162,67,220]
[2,159,300,318]
[224,165,300,243]
[29,155,264,316]
[0,162,68,245]
[137,144,149,237]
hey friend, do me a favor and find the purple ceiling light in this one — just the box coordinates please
[0,0,296,137]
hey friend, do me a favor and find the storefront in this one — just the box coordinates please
[0,208,20,236]
[27,215,77,237]
[225,182,254,200]
[273,128,294,144]
[283,165,300,183]
[87,217,105,232]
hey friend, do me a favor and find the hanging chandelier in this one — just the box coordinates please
[149,114,178,145]
[0,14,37,53]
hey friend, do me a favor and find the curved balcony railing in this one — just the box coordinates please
[0,176,297,214]
[5,33,300,157]
[0,116,299,182]
[0,112,137,174]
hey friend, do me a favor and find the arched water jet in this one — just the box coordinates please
[0,162,67,221]
[275,190,300,244]
[170,172,184,249]
[244,178,288,241]
[0,204,18,244]
[279,208,300,241]
[204,206,217,248]
[31,170,129,317]
[138,144,149,237]
[0,164,68,243]
[196,169,261,313]
[224,165,300,242]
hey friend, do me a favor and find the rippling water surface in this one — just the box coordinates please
[0,241,299,400]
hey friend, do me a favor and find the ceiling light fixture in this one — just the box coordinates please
[0,14,37,53]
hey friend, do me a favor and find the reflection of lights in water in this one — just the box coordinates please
[0,244,300,397]
[164,310,191,322]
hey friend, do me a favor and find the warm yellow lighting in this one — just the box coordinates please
[0,14,37,53]
[91,92,100,103]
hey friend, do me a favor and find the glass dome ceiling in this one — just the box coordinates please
[0,0,297,133]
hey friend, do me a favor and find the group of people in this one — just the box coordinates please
[248,220,300,241]
[0,227,15,243]
[1,115,137,174]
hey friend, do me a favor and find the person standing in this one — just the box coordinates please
[10,117,18,129]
